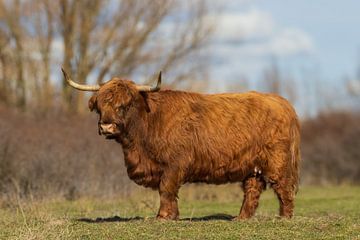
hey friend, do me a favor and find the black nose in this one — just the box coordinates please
[99,124,104,133]
[98,124,109,134]
[98,122,105,135]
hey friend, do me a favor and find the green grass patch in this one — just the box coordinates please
[1,185,359,239]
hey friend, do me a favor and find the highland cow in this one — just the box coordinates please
[62,69,300,220]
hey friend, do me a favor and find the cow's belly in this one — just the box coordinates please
[185,160,250,184]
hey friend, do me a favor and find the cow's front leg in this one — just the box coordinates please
[156,172,181,220]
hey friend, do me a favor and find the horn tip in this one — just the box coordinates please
[158,71,162,85]
[61,67,68,79]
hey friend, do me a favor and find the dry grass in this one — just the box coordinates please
[0,185,359,239]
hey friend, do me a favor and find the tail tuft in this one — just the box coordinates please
[290,119,301,193]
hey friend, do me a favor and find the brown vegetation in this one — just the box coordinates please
[301,111,360,185]
[0,104,132,203]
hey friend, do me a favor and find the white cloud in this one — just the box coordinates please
[205,7,315,89]
[211,9,274,42]
[347,79,360,95]
[268,28,313,56]
[211,8,313,56]
[229,28,313,57]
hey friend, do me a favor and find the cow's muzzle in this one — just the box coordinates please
[99,123,119,138]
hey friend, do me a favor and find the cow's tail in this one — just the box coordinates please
[290,118,301,194]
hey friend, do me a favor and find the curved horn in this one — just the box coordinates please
[136,71,162,92]
[61,68,100,91]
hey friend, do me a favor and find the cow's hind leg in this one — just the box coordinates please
[234,176,266,220]
[271,177,295,218]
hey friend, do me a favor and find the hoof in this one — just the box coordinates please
[232,215,250,221]
[279,214,293,219]
[233,211,254,220]
[156,214,179,221]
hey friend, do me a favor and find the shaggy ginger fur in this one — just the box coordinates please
[88,78,300,220]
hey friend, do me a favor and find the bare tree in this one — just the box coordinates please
[261,58,297,104]
[32,0,55,112]
[262,58,281,95]
[0,0,27,109]
[58,0,212,112]
[346,51,360,97]
[0,0,54,112]
[0,25,11,104]
[0,0,213,113]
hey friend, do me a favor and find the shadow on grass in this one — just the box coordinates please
[181,213,234,221]
[77,213,234,223]
[77,216,143,223]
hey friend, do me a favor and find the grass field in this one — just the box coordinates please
[1,185,359,240]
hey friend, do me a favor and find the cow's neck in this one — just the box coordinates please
[117,96,162,188]
[118,95,151,155]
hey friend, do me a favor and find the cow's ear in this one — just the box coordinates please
[139,92,151,113]
[88,95,97,112]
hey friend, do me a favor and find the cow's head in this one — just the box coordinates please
[61,68,161,139]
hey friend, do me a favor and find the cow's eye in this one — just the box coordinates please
[117,106,125,116]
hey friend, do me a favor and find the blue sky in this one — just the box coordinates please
[257,0,359,78]
[208,0,360,91]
